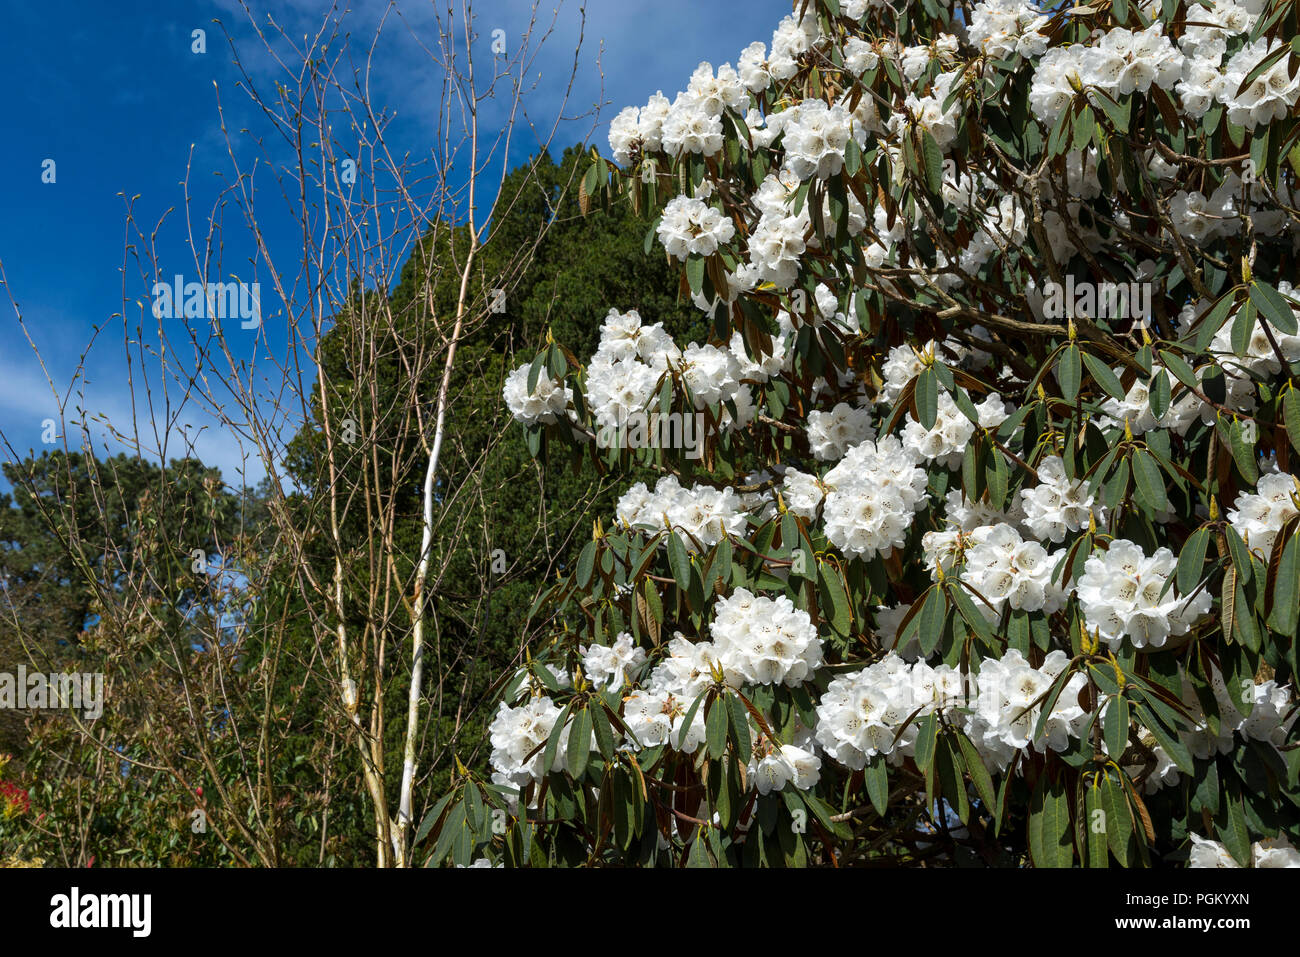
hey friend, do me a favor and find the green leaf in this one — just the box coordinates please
[1081,352,1126,401]
[542,700,575,777]
[956,731,997,813]
[727,693,752,758]
[917,585,947,659]
[575,540,598,589]
[706,696,729,760]
[668,533,691,590]
[1104,695,1129,762]
[1194,294,1237,352]
[914,712,939,775]
[678,690,708,751]
[1084,784,1110,868]
[592,702,616,760]
[1059,345,1082,404]
[1225,417,1260,484]
[1217,792,1252,866]
[1270,532,1300,636]
[1248,281,1298,335]
[817,562,852,636]
[1100,772,1135,866]
[1148,370,1170,421]
[1193,757,1220,816]
[414,791,456,847]
[921,129,944,195]
[1132,451,1169,513]
[1230,300,1256,358]
[916,368,939,430]
[1133,702,1194,775]
[1093,88,1129,134]
[1029,773,1073,868]
[1177,526,1211,596]
[685,255,705,296]
[1285,387,1300,453]
[567,706,593,779]
[1158,350,1198,390]
[865,755,889,816]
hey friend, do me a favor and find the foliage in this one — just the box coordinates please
[422,0,1300,867]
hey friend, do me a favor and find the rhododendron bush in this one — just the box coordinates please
[423,0,1300,867]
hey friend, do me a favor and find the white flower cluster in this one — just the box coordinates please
[749,741,822,795]
[616,475,748,549]
[806,402,875,460]
[1076,540,1213,650]
[1197,281,1300,377]
[965,650,1089,771]
[656,195,736,261]
[957,523,1066,617]
[1030,24,1184,125]
[1018,455,1104,544]
[581,307,764,432]
[488,696,563,790]
[580,632,646,690]
[1218,38,1300,127]
[621,686,705,753]
[814,649,1088,773]
[778,99,864,181]
[821,435,929,560]
[1178,665,1298,759]
[966,0,1050,61]
[503,364,572,425]
[902,391,1008,469]
[1228,470,1300,557]
[1189,833,1300,868]
[709,587,824,687]
[814,654,967,768]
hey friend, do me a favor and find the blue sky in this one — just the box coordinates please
[0,0,792,492]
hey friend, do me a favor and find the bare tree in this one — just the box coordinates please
[0,0,599,867]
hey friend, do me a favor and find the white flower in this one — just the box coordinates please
[580,632,646,690]
[489,695,564,787]
[1253,836,1300,868]
[964,650,1088,770]
[685,61,748,117]
[1188,833,1241,868]
[807,402,875,460]
[622,689,680,749]
[1076,540,1213,650]
[680,342,742,407]
[648,634,725,704]
[844,37,879,75]
[1019,455,1104,543]
[585,356,660,431]
[503,363,572,425]
[781,99,860,180]
[657,195,736,261]
[822,436,928,560]
[902,391,979,469]
[782,468,825,519]
[967,0,1050,60]
[1219,39,1300,128]
[815,656,968,768]
[661,93,724,158]
[1228,470,1300,558]
[749,742,822,795]
[960,523,1066,616]
[710,588,824,687]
